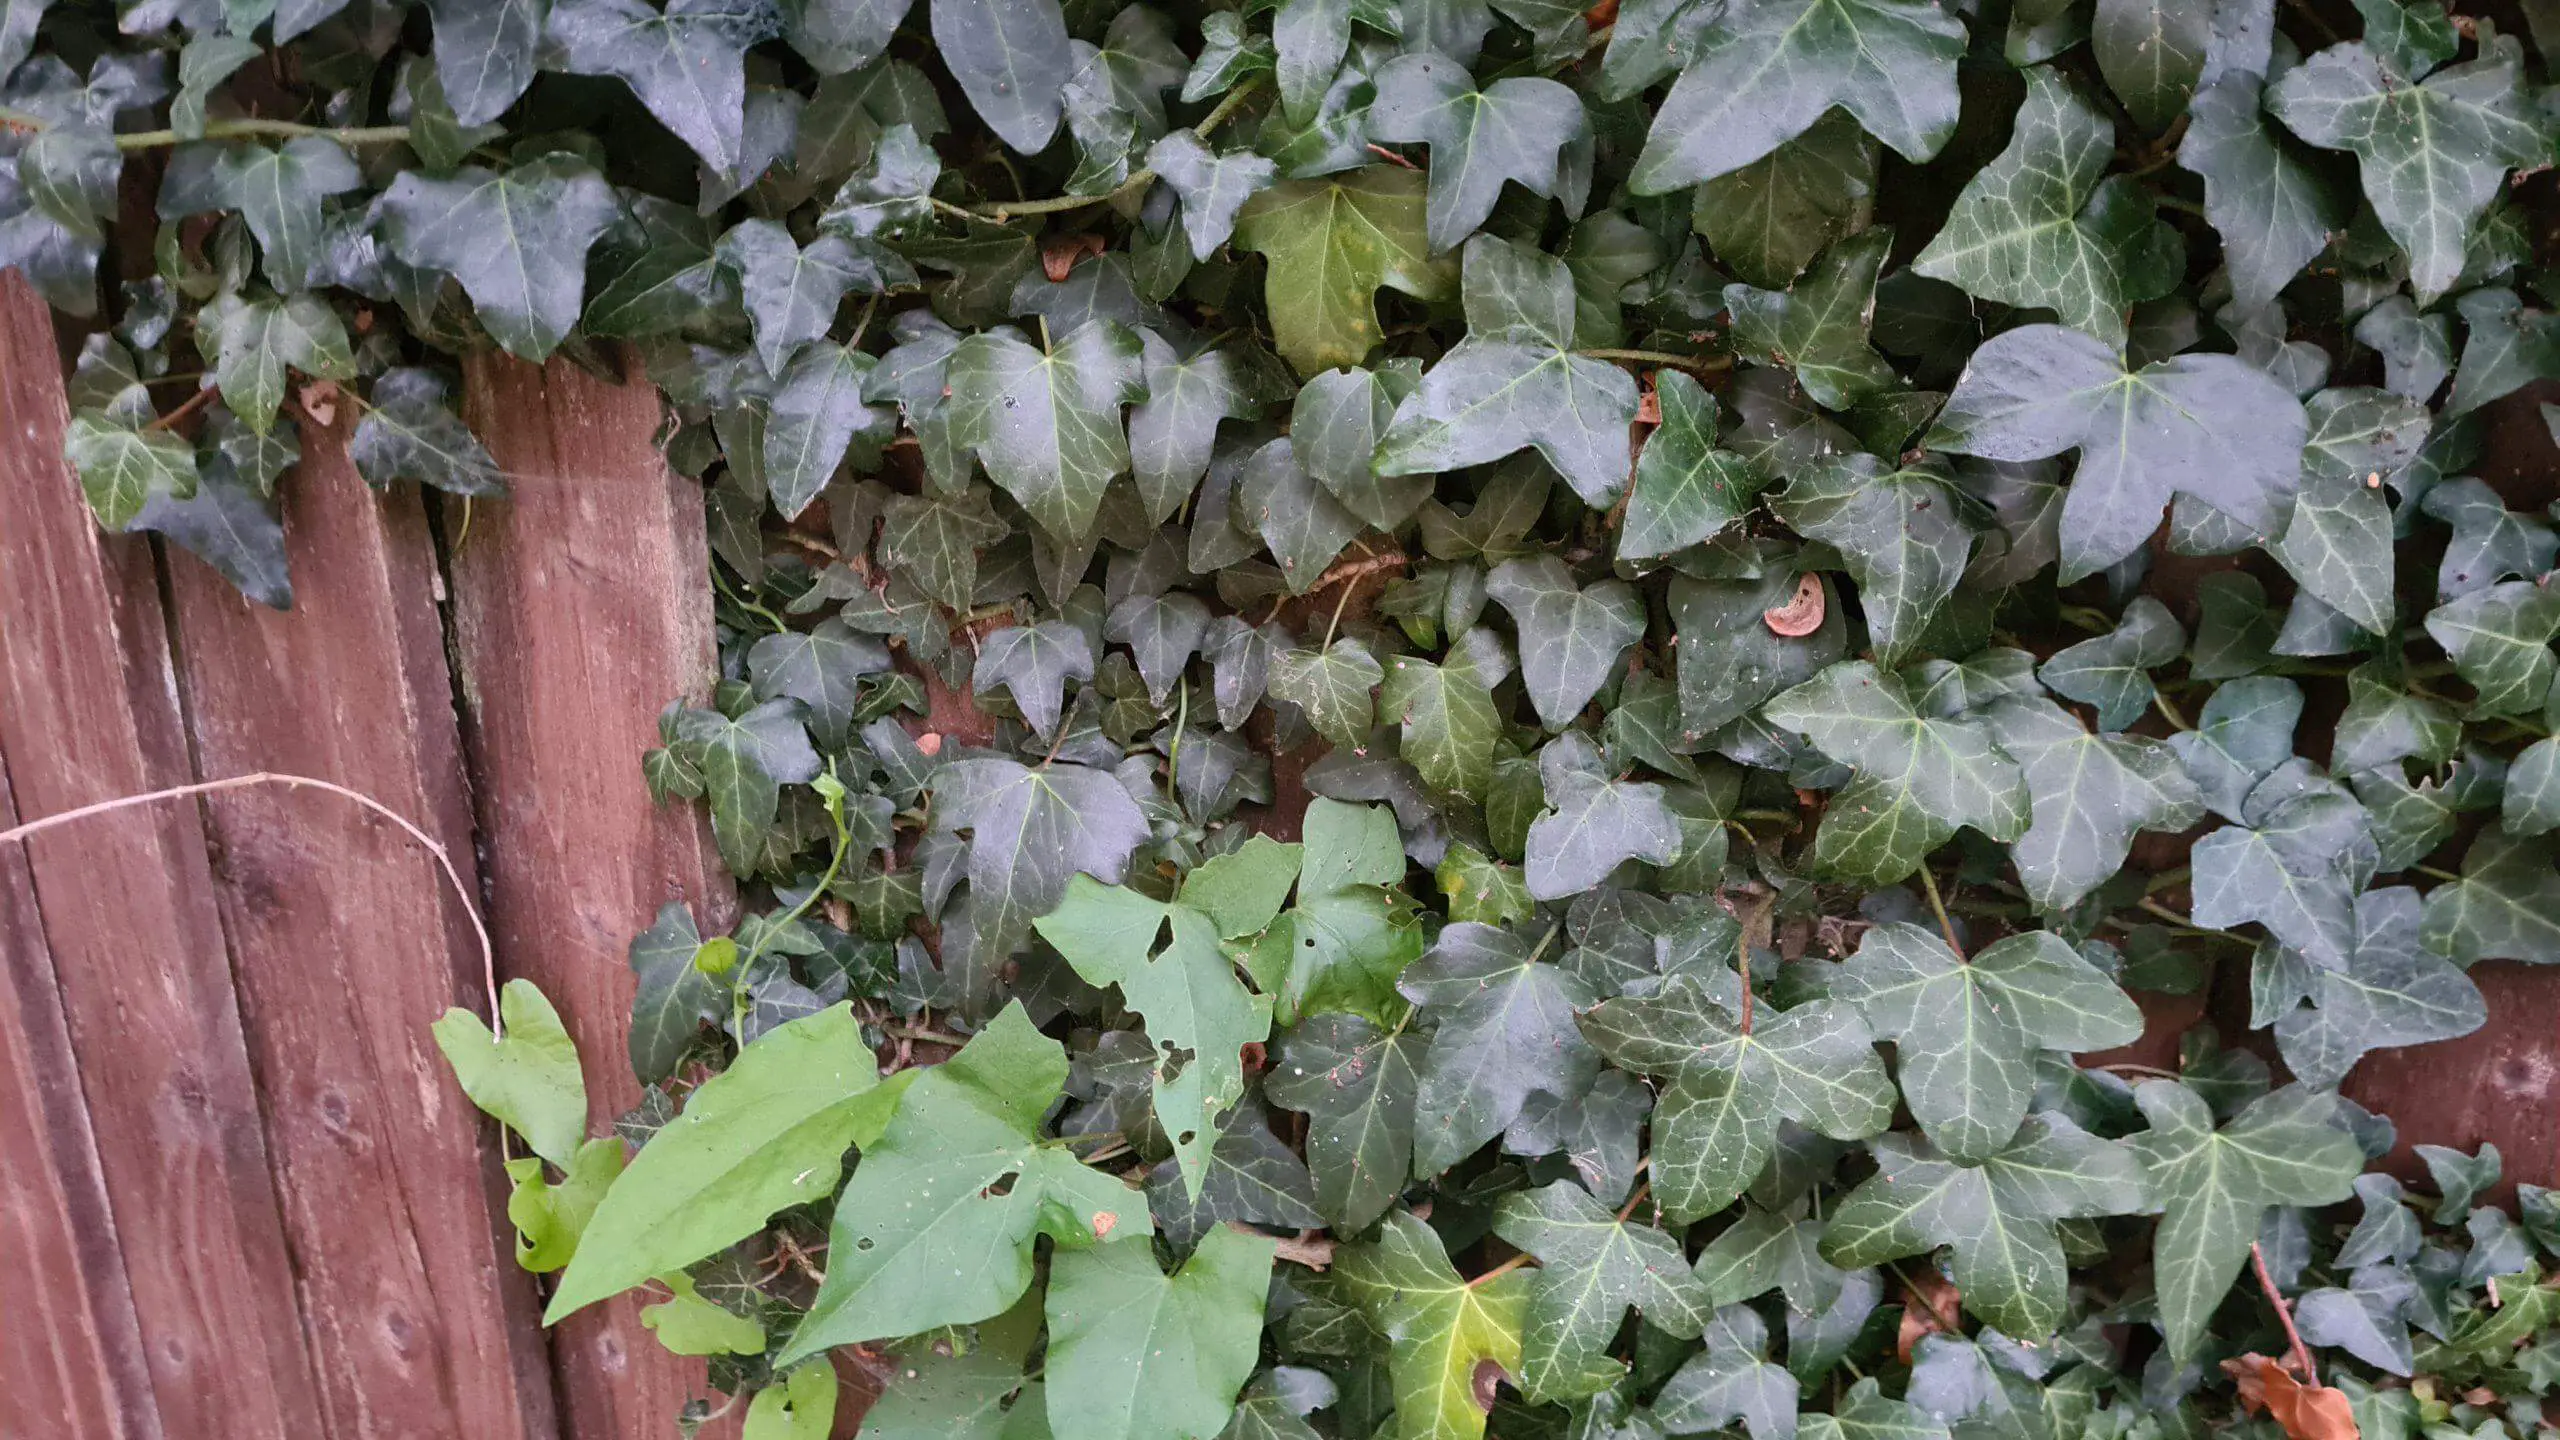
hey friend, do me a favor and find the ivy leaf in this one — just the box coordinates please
[2092,0,2209,129]
[1046,1230,1275,1440]
[1036,878,1276,1195]
[1250,798,1422,1025]
[748,617,891,747]
[1767,456,1973,667]
[766,341,894,519]
[1491,1180,1711,1402]
[855,1293,1043,1440]
[1108,592,1213,707]
[1524,733,1682,902]
[431,978,588,1168]
[2191,779,2375,971]
[1237,436,1363,592]
[1373,234,1638,507]
[1654,1309,1795,1440]
[422,0,545,127]
[1722,226,1899,412]
[1910,68,2167,349]
[1836,924,2143,1162]
[1233,165,1454,377]
[933,0,1073,153]
[2422,580,2560,718]
[817,121,942,239]
[626,902,724,1084]
[2426,476,2549,599]
[377,157,621,360]
[2272,887,2485,1088]
[1674,571,1847,738]
[1983,695,2205,915]
[1621,370,1763,562]
[1693,1206,1849,1315]
[780,1005,1149,1361]
[1925,323,2307,581]
[1369,51,1584,254]
[549,0,773,172]
[1691,111,1879,292]
[2333,662,2458,774]
[1129,333,1276,522]
[1143,1098,1324,1248]
[1270,638,1384,750]
[1401,921,1601,1176]
[350,366,504,496]
[1267,1011,1424,1230]
[947,319,1148,542]
[1222,1369,1336,1440]
[975,620,1096,738]
[1485,556,1645,729]
[209,294,354,437]
[1761,661,2030,885]
[1333,1210,1529,1440]
[2269,38,2545,303]
[670,699,824,875]
[1147,129,1278,261]
[1822,1115,2148,1338]
[216,138,362,291]
[2267,388,2428,636]
[2177,75,2341,313]
[930,755,1150,959]
[1582,977,1894,1221]
[546,1004,892,1320]
[2421,828,2560,965]
[1292,360,1432,529]
[131,455,292,610]
[880,485,1008,608]
[2036,596,2182,730]
[1379,645,1504,801]
[2128,1080,2362,1362]
[1628,0,1965,192]
[718,218,872,374]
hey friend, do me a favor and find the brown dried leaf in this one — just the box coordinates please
[2222,1354,2360,1440]
[1763,573,1825,636]
[1041,234,1106,282]
[1895,1266,1963,1363]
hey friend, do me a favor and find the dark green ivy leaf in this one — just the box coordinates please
[1620,371,1762,563]
[377,157,621,360]
[351,366,504,496]
[1491,1180,1710,1403]
[1400,920,1601,1177]
[1767,456,1973,668]
[1368,51,1585,255]
[1761,661,2029,885]
[549,0,776,173]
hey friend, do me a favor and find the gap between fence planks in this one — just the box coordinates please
[0,270,321,1439]
[446,346,741,1440]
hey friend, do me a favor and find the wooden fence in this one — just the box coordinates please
[0,262,2556,1440]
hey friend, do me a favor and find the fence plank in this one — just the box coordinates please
[0,759,165,1440]
[444,348,736,1438]
[2346,962,2560,1196]
[0,273,323,1438]
[160,417,562,1440]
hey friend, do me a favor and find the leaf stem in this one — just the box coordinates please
[0,107,419,151]
[971,78,1264,222]
[2414,863,2462,883]
[1575,348,1733,374]
[1469,1249,1537,1288]
[2151,690,2194,732]
[1917,866,1963,957]
[2252,1241,2319,1382]
[1614,1181,1652,1223]
[734,763,853,993]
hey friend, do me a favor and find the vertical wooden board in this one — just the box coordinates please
[443,348,737,1438]
[2345,962,2560,1197]
[161,419,561,1440]
[0,274,322,1438]
[0,760,165,1440]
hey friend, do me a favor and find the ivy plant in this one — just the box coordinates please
[14,0,2560,1435]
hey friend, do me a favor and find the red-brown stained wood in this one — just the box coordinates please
[443,347,737,1438]
[0,760,165,1440]
[2346,961,2560,1199]
[160,416,561,1440]
[0,272,323,1438]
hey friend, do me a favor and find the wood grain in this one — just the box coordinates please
[0,272,321,1439]
[161,415,562,1440]
[444,348,737,1439]
[0,758,165,1440]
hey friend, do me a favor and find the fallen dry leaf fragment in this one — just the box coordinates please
[1896,1266,1963,1363]
[1764,574,1825,636]
[2222,1353,2359,1440]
